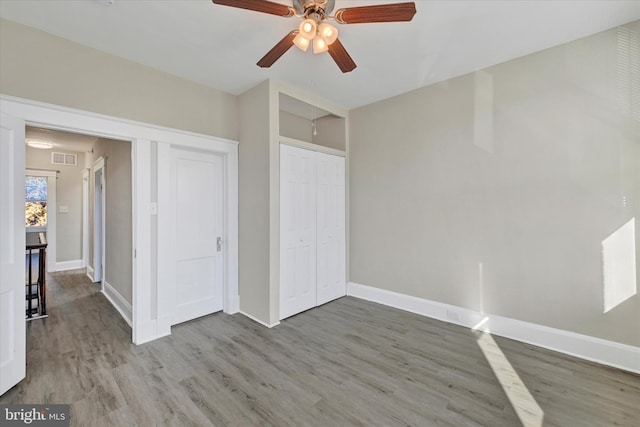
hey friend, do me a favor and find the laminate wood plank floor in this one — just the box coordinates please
[2,270,639,426]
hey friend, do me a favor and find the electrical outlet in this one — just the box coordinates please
[446,309,460,322]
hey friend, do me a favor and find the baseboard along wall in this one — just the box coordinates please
[240,311,280,328]
[347,282,640,374]
[86,266,95,282]
[55,259,84,272]
[103,280,132,327]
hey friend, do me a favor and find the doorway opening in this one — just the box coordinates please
[24,125,133,323]
[1,96,239,395]
[3,94,239,346]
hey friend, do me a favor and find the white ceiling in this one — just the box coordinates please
[1,0,639,110]
[26,127,98,153]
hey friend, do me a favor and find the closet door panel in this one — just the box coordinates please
[317,152,346,305]
[280,145,317,320]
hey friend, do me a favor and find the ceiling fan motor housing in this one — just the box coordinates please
[294,0,335,17]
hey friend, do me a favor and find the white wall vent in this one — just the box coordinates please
[51,152,77,166]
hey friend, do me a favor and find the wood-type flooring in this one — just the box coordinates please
[1,270,639,426]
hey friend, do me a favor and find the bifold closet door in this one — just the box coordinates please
[316,152,346,305]
[280,144,346,320]
[280,144,317,320]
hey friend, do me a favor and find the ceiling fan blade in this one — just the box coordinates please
[212,0,295,17]
[257,31,297,68]
[328,39,357,73]
[334,2,416,24]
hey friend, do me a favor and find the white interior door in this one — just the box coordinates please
[316,152,346,305]
[171,148,224,325]
[280,144,317,320]
[0,113,26,395]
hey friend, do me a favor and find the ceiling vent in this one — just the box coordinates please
[51,152,77,166]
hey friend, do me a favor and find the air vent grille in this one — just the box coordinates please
[51,152,77,166]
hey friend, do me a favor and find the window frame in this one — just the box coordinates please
[25,175,49,229]
[24,169,56,271]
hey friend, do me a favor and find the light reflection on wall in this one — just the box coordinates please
[617,26,640,122]
[603,218,637,313]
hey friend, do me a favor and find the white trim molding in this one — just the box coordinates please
[82,168,90,269]
[2,94,239,346]
[240,311,280,329]
[86,265,95,282]
[348,282,640,374]
[55,259,83,272]
[103,281,132,328]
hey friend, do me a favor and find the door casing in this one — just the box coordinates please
[0,95,239,347]
[92,157,106,288]
[0,113,26,395]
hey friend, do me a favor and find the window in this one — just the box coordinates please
[25,176,48,227]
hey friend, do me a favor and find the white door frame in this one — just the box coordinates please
[92,157,106,289]
[0,95,239,346]
[0,113,26,395]
[25,168,57,273]
[82,168,90,269]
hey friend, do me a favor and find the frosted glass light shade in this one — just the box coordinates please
[293,33,310,51]
[313,36,328,54]
[318,23,338,45]
[298,18,317,40]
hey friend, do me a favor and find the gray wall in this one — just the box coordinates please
[313,115,346,151]
[0,19,238,141]
[280,111,346,151]
[89,139,132,304]
[26,146,85,263]
[238,81,271,323]
[280,111,313,142]
[349,22,640,347]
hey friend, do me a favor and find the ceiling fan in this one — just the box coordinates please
[211,0,417,73]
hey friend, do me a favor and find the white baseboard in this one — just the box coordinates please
[133,319,171,345]
[240,311,280,328]
[86,265,95,282]
[102,281,132,328]
[56,259,83,272]
[348,282,640,374]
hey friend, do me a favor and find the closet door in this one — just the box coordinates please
[280,145,317,320]
[316,152,346,305]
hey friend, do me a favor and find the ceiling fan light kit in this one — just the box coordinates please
[296,18,337,55]
[211,0,416,73]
